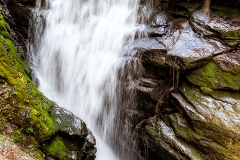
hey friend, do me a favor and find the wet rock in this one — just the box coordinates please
[191,5,240,46]
[44,133,96,160]
[46,105,96,160]
[187,50,240,90]
[142,118,205,160]
[214,50,240,73]
[170,82,240,159]
[211,0,240,7]
[50,105,88,137]
[140,0,170,11]
[142,11,170,37]
[7,0,36,52]
[0,12,96,160]
[143,25,168,37]
[150,12,169,27]
[168,112,240,160]
[136,78,159,116]
[173,1,201,15]
[135,2,240,160]
[136,18,230,70]
[177,82,240,134]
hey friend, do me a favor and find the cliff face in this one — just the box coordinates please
[0,7,96,160]
[3,0,240,160]
[132,0,240,159]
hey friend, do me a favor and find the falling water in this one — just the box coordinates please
[28,0,141,159]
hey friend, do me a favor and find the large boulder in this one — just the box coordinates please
[0,12,96,160]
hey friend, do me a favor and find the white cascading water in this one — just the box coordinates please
[28,0,141,159]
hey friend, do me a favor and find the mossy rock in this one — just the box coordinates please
[178,82,240,133]
[0,12,96,160]
[44,136,69,160]
[0,10,57,142]
[172,83,240,160]
[211,5,240,40]
[190,5,240,47]
[168,113,237,160]
[187,60,240,90]
[0,14,10,39]
[143,118,204,160]
[50,105,88,137]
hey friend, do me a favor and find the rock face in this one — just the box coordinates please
[131,0,240,160]
[3,0,240,160]
[0,11,96,160]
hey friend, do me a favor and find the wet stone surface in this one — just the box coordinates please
[4,0,240,159]
[191,5,240,46]
[134,1,240,160]
[187,50,240,90]
[135,18,230,70]
[50,104,88,137]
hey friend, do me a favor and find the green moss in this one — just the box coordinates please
[0,12,56,141]
[200,87,213,96]
[169,113,235,159]
[45,136,69,160]
[11,129,23,143]
[224,29,240,38]
[187,61,240,90]
[0,13,10,39]
[33,150,45,160]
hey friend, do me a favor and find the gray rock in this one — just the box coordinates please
[50,104,88,137]
[191,5,240,46]
[136,18,230,70]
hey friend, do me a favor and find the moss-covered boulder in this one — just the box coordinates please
[0,11,56,141]
[0,11,96,160]
[187,50,240,90]
[171,82,240,160]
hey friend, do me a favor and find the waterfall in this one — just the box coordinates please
[28,0,141,159]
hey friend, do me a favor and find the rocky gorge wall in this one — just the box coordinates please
[131,0,240,159]
[1,0,240,160]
